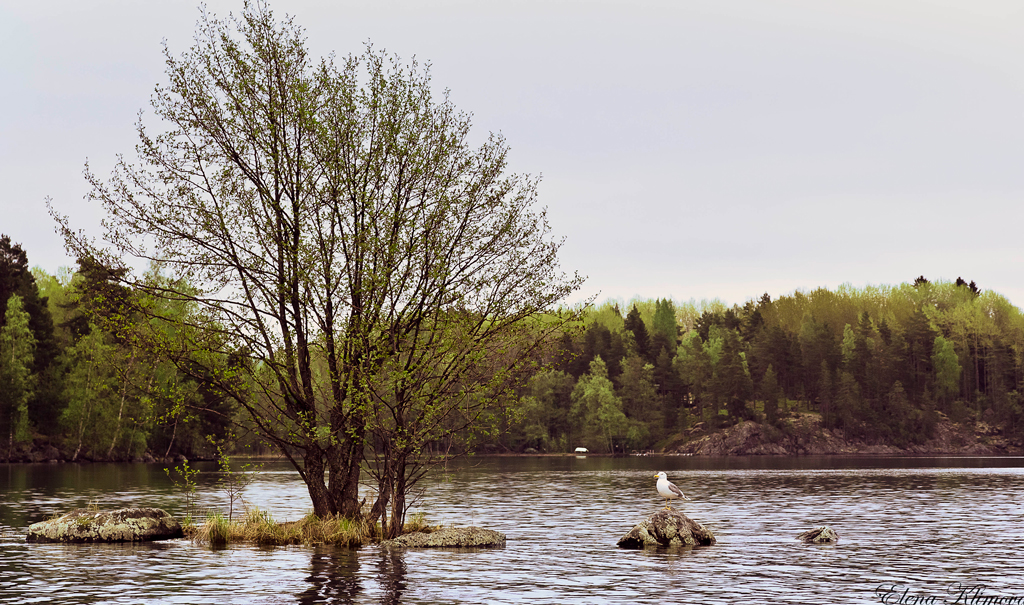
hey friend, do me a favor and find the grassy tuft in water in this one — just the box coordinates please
[240,507,290,545]
[187,507,392,548]
[192,513,231,546]
[402,512,441,534]
[292,512,377,547]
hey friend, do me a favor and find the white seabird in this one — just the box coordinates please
[654,471,690,509]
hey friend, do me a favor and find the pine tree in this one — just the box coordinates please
[624,304,651,362]
[616,354,660,424]
[715,330,753,422]
[650,298,678,358]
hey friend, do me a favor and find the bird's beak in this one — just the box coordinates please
[653,474,659,478]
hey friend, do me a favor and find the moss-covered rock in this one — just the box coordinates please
[617,509,716,549]
[797,525,839,544]
[381,526,505,548]
[26,508,183,543]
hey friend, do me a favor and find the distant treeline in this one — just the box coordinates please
[0,235,240,462]
[2,233,1022,460]
[501,276,1024,453]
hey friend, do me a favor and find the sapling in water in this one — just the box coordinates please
[164,460,199,525]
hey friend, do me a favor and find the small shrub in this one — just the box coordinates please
[210,442,263,521]
[949,399,973,425]
[165,460,200,519]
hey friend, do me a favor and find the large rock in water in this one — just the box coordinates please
[617,509,716,549]
[26,508,183,543]
[797,526,839,544]
[381,526,505,548]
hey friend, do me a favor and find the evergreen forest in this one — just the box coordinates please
[3,234,1023,461]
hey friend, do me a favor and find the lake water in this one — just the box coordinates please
[2,456,1024,604]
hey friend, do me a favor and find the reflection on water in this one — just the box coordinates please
[375,550,407,605]
[3,456,1024,604]
[299,547,362,605]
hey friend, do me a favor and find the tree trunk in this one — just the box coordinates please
[303,451,334,518]
[72,355,96,463]
[164,415,178,458]
[335,421,366,518]
[371,463,392,536]
[386,457,408,540]
[106,350,137,460]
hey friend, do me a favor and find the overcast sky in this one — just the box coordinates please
[3,0,1022,309]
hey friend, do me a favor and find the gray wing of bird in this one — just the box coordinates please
[668,481,689,500]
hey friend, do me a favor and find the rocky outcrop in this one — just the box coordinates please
[381,526,505,548]
[617,510,716,549]
[26,508,184,543]
[667,414,1021,456]
[798,526,839,544]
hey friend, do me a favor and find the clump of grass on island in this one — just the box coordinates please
[186,507,441,547]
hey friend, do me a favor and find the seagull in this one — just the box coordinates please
[654,471,690,509]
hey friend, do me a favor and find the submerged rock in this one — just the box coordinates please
[26,508,183,543]
[797,526,839,544]
[617,509,716,549]
[381,526,505,548]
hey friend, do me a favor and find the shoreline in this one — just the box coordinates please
[4,412,1021,465]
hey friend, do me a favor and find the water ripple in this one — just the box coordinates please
[3,457,1024,604]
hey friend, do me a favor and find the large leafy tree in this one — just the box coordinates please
[52,1,581,522]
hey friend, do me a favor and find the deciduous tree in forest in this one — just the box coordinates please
[51,1,581,528]
[570,358,627,452]
[60,326,117,461]
[931,335,961,407]
[0,295,36,459]
[513,369,574,451]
